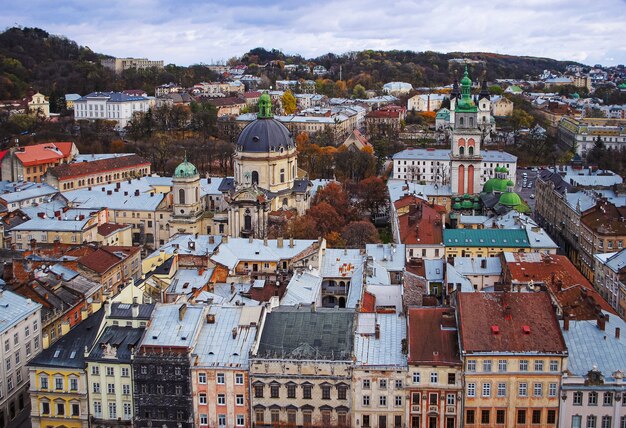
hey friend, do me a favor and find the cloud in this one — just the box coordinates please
[2,0,626,66]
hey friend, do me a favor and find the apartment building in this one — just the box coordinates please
[1,142,77,182]
[74,92,152,129]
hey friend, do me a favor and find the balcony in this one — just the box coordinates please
[428,405,439,414]
[411,405,421,413]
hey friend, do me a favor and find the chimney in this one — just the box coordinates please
[480,259,487,269]
[563,313,570,331]
[222,235,228,244]
[616,327,621,339]
[208,235,215,244]
[263,237,268,246]
[178,303,187,321]
[232,327,237,339]
[311,303,316,313]
[597,313,606,331]
[289,237,294,248]
[503,305,512,321]
[132,297,139,318]
[556,280,563,291]
[277,237,284,248]
[104,300,111,318]
[206,313,216,323]
[375,324,380,339]
[248,235,253,244]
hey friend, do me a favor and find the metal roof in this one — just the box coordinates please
[281,270,323,306]
[0,288,41,335]
[444,228,530,247]
[354,313,407,367]
[141,303,205,348]
[87,325,145,363]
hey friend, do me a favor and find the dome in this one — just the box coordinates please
[461,200,473,209]
[499,191,522,207]
[452,202,462,210]
[483,178,508,193]
[237,118,294,153]
[463,193,471,199]
[506,180,514,187]
[473,202,481,210]
[174,159,198,178]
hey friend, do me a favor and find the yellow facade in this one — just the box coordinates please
[445,246,531,258]
[463,355,565,428]
[29,368,89,428]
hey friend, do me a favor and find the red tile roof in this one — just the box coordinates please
[14,142,75,167]
[78,246,139,274]
[457,292,567,354]
[46,154,150,180]
[367,110,401,119]
[408,307,461,366]
[243,91,262,99]
[503,252,615,319]
[97,223,130,237]
[581,201,626,236]
[394,195,445,245]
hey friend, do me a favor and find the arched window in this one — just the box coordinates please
[459,146,465,155]
[179,189,185,205]
[292,165,295,179]
[280,169,285,183]
[282,198,288,206]
[244,209,252,231]
[468,146,474,155]
[459,117,464,126]
[195,187,199,202]
[469,117,474,127]
[252,171,259,185]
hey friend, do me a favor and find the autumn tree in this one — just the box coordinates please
[352,84,367,99]
[308,202,344,236]
[357,176,388,214]
[313,182,355,221]
[281,90,297,114]
[341,221,380,248]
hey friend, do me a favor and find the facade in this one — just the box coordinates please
[27,92,50,117]
[0,289,42,428]
[558,116,626,156]
[74,92,151,130]
[443,229,532,258]
[352,313,407,428]
[101,57,164,74]
[1,142,77,182]
[559,313,626,428]
[249,306,354,427]
[594,250,626,317]
[407,307,463,428]
[491,96,514,117]
[458,292,568,428]
[407,94,447,112]
[78,246,142,295]
[44,154,151,191]
[191,305,263,428]
[28,309,104,428]
[391,195,446,260]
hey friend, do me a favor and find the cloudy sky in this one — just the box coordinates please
[3,0,626,66]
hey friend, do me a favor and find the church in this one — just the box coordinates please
[168,93,313,239]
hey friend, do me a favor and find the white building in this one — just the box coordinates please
[0,288,43,428]
[74,92,152,130]
[383,82,413,95]
[407,93,447,112]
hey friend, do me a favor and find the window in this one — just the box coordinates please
[236,394,244,405]
[40,375,48,390]
[395,395,403,406]
[548,383,557,397]
[534,360,544,371]
[467,360,476,372]
[56,402,65,416]
[380,379,388,389]
[93,382,100,393]
[379,395,387,406]
[587,415,597,428]
[363,395,370,406]
[217,373,225,384]
[497,382,506,397]
[235,373,244,384]
[24,326,30,338]
[481,410,490,425]
[303,410,312,426]
[430,372,438,383]
[483,360,492,372]
[254,384,263,398]
[518,383,528,397]
[498,360,507,372]
[199,393,207,404]
[3,339,8,352]
[496,410,505,424]
[140,366,147,375]
[533,383,543,397]
[287,384,296,398]
[124,403,131,418]
[532,410,541,424]
[216,394,225,406]
[519,360,529,371]
[547,410,556,425]
[447,394,455,405]
[603,392,613,406]
[589,391,598,406]
[573,391,583,405]
[338,385,347,400]
[550,360,558,371]
[482,383,491,397]
[467,383,476,397]
[270,384,279,398]
[174,366,181,376]
[71,403,80,416]
[108,383,115,394]
[41,402,50,415]
[621,416,626,428]
[303,384,312,399]
[34,320,38,331]
[175,385,182,395]
[395,379,403,389]
[363,379,371,389]
[572,416,583,428]
[13,333,18,345]
[413,372,421,383]
[121,367,129,377]
[69,377,78,391]
[448,373,456,385]
[466,410,475,424]
[55,377,63,390]
[198,373,206,384]
[156,366,162,375]
[106,366,114,376]
[518,410,527,424]
[255,410,264,424]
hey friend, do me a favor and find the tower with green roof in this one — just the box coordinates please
[450,66,483,196]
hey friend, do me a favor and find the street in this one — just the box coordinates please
[516,167,538,212]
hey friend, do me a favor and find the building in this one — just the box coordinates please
[490,96,514,117]
[132,303,205,428]
[28,309,104,428]
[44,154,151,191]
[559,313,626,428]
[249,306,354,427]
[78,246,142,295]
[1,142,78,182]
[558,116,626,156]
[594,249,626,317]
[191,305,263,428]
[443,229,532,258]
[407,307,462,428]
[407,93,447,112]
[27,92,50,117]
[65,94,82,110]
[101,57,164,74]
[0,182,58,212]
[383,82,414,95]
[366,108,405,135]
[154,83,183,97]
[74,92,151,130]
[0,288,42,428]
[458,292,568,428]
[391,195,446,260]
[352,312,407,428]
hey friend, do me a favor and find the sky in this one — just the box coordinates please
[3,0,626,66]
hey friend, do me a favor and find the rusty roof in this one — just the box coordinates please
[394,195,445,246]
[46,154,150,180]
[408,307,461,366]
[457,292,567,354]
[78,245,139,274]
[581,201,626,236]
[13,142,74,167]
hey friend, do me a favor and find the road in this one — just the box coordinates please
[516,168,538,213]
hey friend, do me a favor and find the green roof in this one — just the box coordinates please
[456,65,477,112]
[174,158,198,178]
[499,191,522,207]
[619,83,626,89]
[461,200,473,209]
[257,92,273,119]
[507,85,523,93]
[436,108,450,120]
[482,178,508,193]
[472,202,481,210]
[452,203,462,210]
[443,229,530,248]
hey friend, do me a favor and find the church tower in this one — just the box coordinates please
[172,155,201,219]
[450,66,483,195]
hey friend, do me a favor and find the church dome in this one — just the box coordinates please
[174,159,198,178]
[236,93,295,154]
[499,191,522,207]
[483,178,508,193]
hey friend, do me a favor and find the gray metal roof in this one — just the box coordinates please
[109,302,155,320]
[354,313,407,367]
[255,307,355,360]
[236,118,293,153]
[449,257,502,276]
[141,303,205,348]
[87,325,145,363]
[281,270,323,306]
[561,313,626,380]
[0,289,41,335]
[366,243,405,272]
[393,148,517,162]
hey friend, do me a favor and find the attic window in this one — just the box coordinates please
[491,325,500,335]
[70,351,76,359]
[522,325,531,334]
[53,350,60,358]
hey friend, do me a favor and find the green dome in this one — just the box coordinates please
[463,193,471,199]
[454,197,461,202]
[473,202,481,210]
[174,159,198,178]
[473,197,479,202]
[499,191,522,207]
[506,180,514,187]
[619,83,626,89]
[452,202,462,210]
[257,92,273,118]
[572,92,580,99]
[461,200,473,209]
[483,178,508,193]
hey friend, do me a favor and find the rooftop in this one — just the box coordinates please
[320,248,363,278]
[109,302,155,320]
[281,270,323,306]
[444,228,530,247]
[87,325,145,363]
[408,307,461,366]
[141,303,205,348]
[13,142,74,167]
[212,238,317,271]
[0,288,42,334]
[47,154,150,180]
[354,313,407,367]
[393,148,517,163]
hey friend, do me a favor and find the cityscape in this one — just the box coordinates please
[1,2,626,428]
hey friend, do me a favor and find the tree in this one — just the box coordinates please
[281,90,297,114]
[313,182,354,221]
[357,176,388,214]
[341,221,380,248]
[308,202,344,236]
[510,108,534,144]
[488,85,503,95]
[352,84,366,99]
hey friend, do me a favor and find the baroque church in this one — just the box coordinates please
[168,93,312,239]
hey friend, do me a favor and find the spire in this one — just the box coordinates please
[257,92,273,119]
[479,79,490,101]
[456,66,477,112]
[451,79,460,99]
